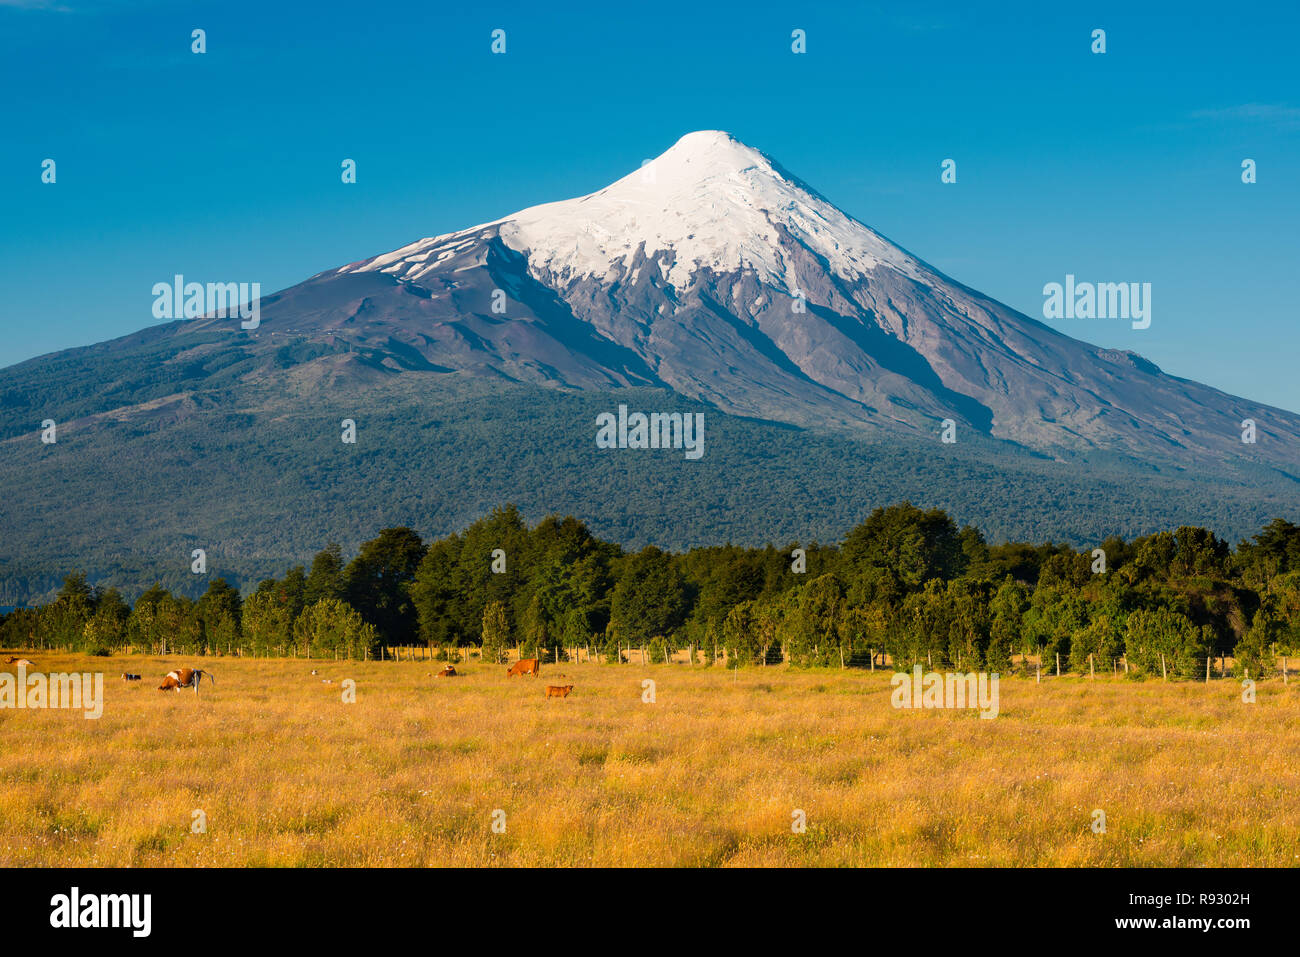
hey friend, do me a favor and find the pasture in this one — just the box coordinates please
[1,654,1297,866]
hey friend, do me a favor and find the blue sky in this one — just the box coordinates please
[2,0,1298,410]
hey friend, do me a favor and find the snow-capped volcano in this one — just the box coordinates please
[342,131,926,294]
[7,131,1300,602]
[194,130,1299,468]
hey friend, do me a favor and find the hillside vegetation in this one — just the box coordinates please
[2,365,1298,603]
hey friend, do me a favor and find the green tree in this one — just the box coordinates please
[344,527,426,646]
[85,587,130,652]
[1235,518,1300,585]
[1125,607,1207,679]
[610,546,688,646]
[841,503,966,591]
[412,535,465,648]
[988,577,1028,672]
[721,600,762,665]
[449,505,531,644]
[783,574,846,666]
[481,600,510,664]
[1234,605,1280,678]
[304,544,345,606]
[293,598,378,659]
[1024,590,1087,673]
[197,578,243,653]
[40,573,97,650]
[126,585,170,653]
[242,590,295,656]
[1069,614,1125,674]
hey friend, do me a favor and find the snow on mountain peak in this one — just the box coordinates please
[642,129,772,180]
[498,130,926,291]
[343,131,926,293]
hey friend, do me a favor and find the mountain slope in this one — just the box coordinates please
[166,129,1296,469]
[3,374,1298,604]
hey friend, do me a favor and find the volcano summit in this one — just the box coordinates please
[209,129,1300,467]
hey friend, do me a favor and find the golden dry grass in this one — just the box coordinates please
[1,654,1297,866]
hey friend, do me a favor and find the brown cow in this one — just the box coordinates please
[158,667,213,692]
[435,665,457,678]
[506,658,540,678]
[545,685,574,698]
[6,657,34,667]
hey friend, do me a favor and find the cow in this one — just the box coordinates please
[122,673,142,682]
[310,669,319,676]
[435,665,457,678]
[6,657,34,667]
[158,668,213,692]
[545,685,574,698]
[506,658,540,678]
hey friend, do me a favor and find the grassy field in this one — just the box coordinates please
[1,653,1297,867]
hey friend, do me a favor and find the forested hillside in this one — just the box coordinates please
[3,372,1297,605]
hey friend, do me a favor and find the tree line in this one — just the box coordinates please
[3,503,1299,678]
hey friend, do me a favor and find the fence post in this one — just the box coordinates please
[1206,656,1211,683]
[1089,654,1094,679]
[1160,653,1167,681]
[1036,659,1041,684]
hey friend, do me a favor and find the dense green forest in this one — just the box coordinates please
[5,366,1300,605]
[4,503,1299,679]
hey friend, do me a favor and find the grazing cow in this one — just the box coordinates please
[122,673,142,682]
[545,685,574,698]
[310,669,319,676]
[506,658,540,678]
[158,667,213,692]
[435,665,457,678]
[6,657,34,667]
